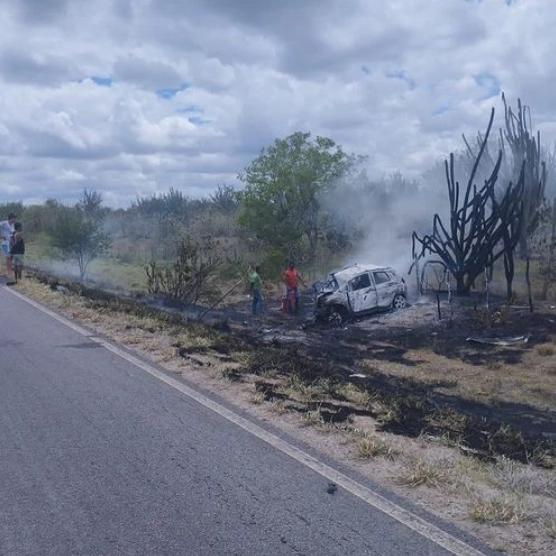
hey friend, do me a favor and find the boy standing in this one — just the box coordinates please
[9,221,24,283]
[249,265,264,315]
[0,212,17,275]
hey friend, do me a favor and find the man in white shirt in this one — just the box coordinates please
[0,212,17,275]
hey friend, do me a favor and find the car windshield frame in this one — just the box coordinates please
[329,273,346,291]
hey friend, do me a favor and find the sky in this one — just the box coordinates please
[0,0,555,208]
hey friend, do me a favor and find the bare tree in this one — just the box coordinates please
[413,108,524,297]
[77,189,108,220]
[145,236,220,306]
[501,94,547,259]
[209,184,239,215]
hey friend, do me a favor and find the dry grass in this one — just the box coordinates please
[541,515,556,539]
[158,345,180,362]
[367,333,556,413]
[448,458,490,495]
[356,434,395,459]
[248,390,265,405]
[397,457,449,488]
[492,457,556,496]
[373,400,403,426]
[493,458,540,495]
[484,360,503,371]
[536,344,556,357]
[468,496,527,525]
[310,378,338,399]
[268,400,288,415]
[300,410,323,427]
[258,368,278,379]
[279,376,332,403]
[318,421,340,435]
[336,382,372,406]
[206,364,239,382]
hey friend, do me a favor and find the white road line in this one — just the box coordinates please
[7,287,486,556]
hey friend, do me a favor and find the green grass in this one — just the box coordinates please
[25,236,149,293]
[87,256,148,292]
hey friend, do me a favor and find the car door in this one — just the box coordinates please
[347,272,377,313]
[373,270,398,308]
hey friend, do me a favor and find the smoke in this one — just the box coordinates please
[322,168,449,280]
[322,124,545,284]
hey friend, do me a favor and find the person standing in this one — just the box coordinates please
[250,265,264,315]
[9,221,25,284]
[0,212,17,276]
[283,261,305,313]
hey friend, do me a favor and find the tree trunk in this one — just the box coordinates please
[506,276,514,302]
[518,235,528,260]
[526,257,534,312]
[455,273,470,295]
[541,201,556,300]
[503,251,514,301]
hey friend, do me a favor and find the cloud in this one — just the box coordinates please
[0,49,75,85]
[12,0,70,25]
[113,55,184,89]
[0,0,554,208]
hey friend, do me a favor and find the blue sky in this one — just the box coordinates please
[0,0,554,207]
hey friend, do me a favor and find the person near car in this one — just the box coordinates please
[8,221,25,284]
[249,265,264,315]
[0,212,17,276]
[283,261,305,313]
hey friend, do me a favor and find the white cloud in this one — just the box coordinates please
[0,0,554,207]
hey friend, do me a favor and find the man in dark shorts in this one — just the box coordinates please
[283,261,305,313]
[0,212,17,276]
[9,221,25,284]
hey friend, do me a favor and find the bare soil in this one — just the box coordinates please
[13,272,556,555]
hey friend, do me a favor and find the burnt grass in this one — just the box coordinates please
[243,340,555,468]
[34,271,556,468]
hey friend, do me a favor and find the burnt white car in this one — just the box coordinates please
[314,263,407,325]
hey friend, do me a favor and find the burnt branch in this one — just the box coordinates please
[414,108,524,295]
[502,93,546,257]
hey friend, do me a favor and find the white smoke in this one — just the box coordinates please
[322,168,449,282]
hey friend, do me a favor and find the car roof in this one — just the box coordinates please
[331,263,392,282]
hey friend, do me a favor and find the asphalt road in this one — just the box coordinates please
[0,287,493,556]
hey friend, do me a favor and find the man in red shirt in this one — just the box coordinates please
[283,261,305,313]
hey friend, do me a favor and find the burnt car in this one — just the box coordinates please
[314,263,407,325]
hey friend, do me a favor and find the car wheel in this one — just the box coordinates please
[328,306,348,326]
[392,294,406,310]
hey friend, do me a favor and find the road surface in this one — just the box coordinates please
[0,287,493,555]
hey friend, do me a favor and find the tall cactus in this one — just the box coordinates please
[413,108,524,296]
[501,93,546,258]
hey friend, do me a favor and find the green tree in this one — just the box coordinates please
[22,199,62,235]
[50,191,112,282]
[0,202,24,221]
[238,132,357,266]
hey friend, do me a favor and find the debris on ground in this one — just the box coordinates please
[466,334,531,346]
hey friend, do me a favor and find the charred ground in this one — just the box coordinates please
[32,271,556,469]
